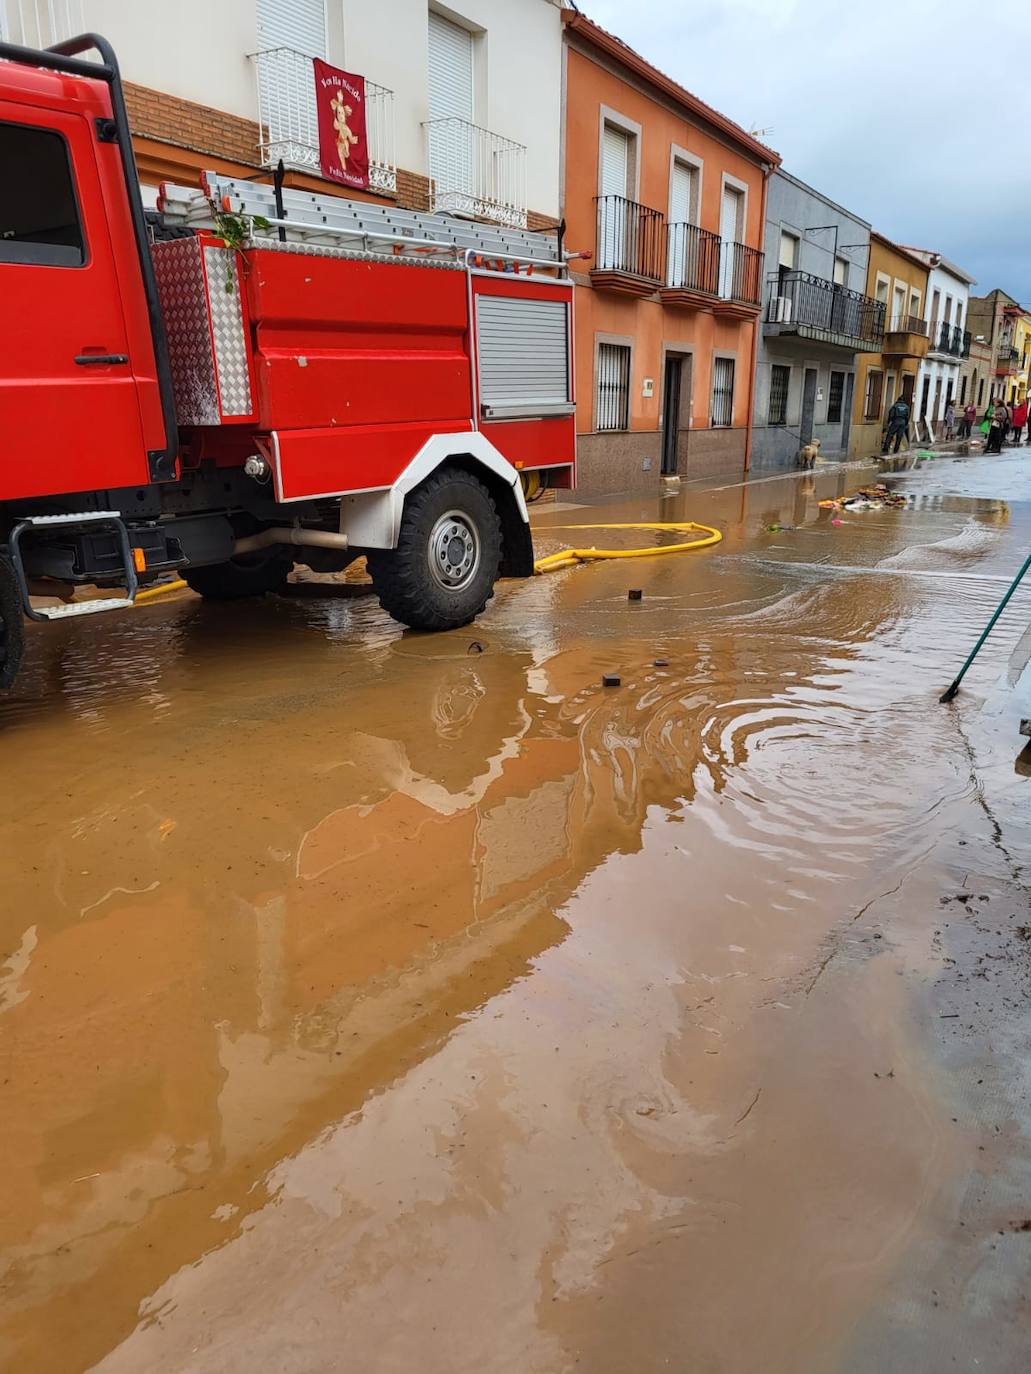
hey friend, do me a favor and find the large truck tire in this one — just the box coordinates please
[183,550,293,601]
[368,469,503,631]
[0,555,25,690]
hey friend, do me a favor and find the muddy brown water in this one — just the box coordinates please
[2,454,1030,1372]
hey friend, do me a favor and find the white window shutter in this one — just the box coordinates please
[669,161,692,224]
[257,0,327,54]
[427,12,475,202]
[601,124,630,199]
[428,11,474,120]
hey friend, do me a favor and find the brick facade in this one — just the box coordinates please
[125,82,261,168]
[526,210,560,232]
[394,166,432,213]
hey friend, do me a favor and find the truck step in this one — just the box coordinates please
[8,511,139,623]
[14,509,124,527]
[32,597,136,621]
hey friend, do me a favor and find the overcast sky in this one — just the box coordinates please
[580,0,1031,302]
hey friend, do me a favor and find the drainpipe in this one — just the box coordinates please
[744,161,773,474]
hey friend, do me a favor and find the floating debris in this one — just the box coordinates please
[819,483,908,514]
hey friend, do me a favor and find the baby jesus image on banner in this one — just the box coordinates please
[313,58,370,191]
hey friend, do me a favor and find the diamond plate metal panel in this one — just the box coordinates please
[151,237,220,426]
[203,246,254,417]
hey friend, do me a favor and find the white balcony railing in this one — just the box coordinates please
[2,0,84,46]
[251,47,396,195]
[423,118,526,228]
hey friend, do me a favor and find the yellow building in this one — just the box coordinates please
[849,233,930,454]
[1010,312,1031,403]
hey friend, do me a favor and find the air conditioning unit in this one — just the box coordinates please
[770,295,793,323]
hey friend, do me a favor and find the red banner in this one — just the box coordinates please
[313,58,369,191]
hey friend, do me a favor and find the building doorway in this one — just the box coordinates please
[902,373,915,405]
[841,373,855,451]
[932,377,943,425]
[661,353,689,475]
[799,367,818,445]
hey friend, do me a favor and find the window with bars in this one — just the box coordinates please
[711,356,735,427]
[827,370,845,423]
[596,342,631,431]
[864,368,883,420]
[768,365,790,425]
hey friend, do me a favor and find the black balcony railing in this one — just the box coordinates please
[930,322,970,356]
[765,270,885,346]
[594,195,664,280]
[665,221,721,294]
[886,312,928,336]
[995,345,1020,373]
[719,240,763,306]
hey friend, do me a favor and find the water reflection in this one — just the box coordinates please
[2,457,1030,1371]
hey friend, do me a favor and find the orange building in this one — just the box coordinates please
[561,12,780,495]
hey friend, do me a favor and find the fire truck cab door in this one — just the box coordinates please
[0,103,150,502]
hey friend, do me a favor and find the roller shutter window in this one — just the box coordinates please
[718,186,743,298]
[476,296,570,417]
[428,11,474,119]
[599,123,631,271]
[596,343,631,432]
[711,356,735,427]
[428,10,475,200]
[257,0,326,52]
[666,160,693,286]
[778,231,798,269]
[256,0,327,158]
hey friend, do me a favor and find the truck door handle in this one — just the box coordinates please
[74,353,129,366]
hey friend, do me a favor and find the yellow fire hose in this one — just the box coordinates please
[134,579,187,603]
[129,520,722,604]
[533,521,722,574]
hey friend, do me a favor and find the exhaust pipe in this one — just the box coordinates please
[233,527,350,556]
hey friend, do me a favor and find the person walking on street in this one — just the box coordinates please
[961,401,977,438]
[944,400,956,439]
[881,395,911,454]
[1011,397,1028,444]
[986,399,1010,453]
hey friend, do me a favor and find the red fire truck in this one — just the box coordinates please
[0,33,575,687]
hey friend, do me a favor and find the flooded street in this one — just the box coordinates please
[2,453,1030,1373]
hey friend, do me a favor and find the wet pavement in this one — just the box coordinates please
[2,452,1030,1373]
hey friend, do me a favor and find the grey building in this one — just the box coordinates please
[751,170,883,469]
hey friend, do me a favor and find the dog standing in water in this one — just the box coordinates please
[799,439,821,469]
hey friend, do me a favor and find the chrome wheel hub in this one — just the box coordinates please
[429,511,480,590]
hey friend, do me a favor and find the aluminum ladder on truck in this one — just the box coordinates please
[157,173,566,272]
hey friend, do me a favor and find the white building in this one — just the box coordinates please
[905,249,976,433]
[0,0,563,227]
